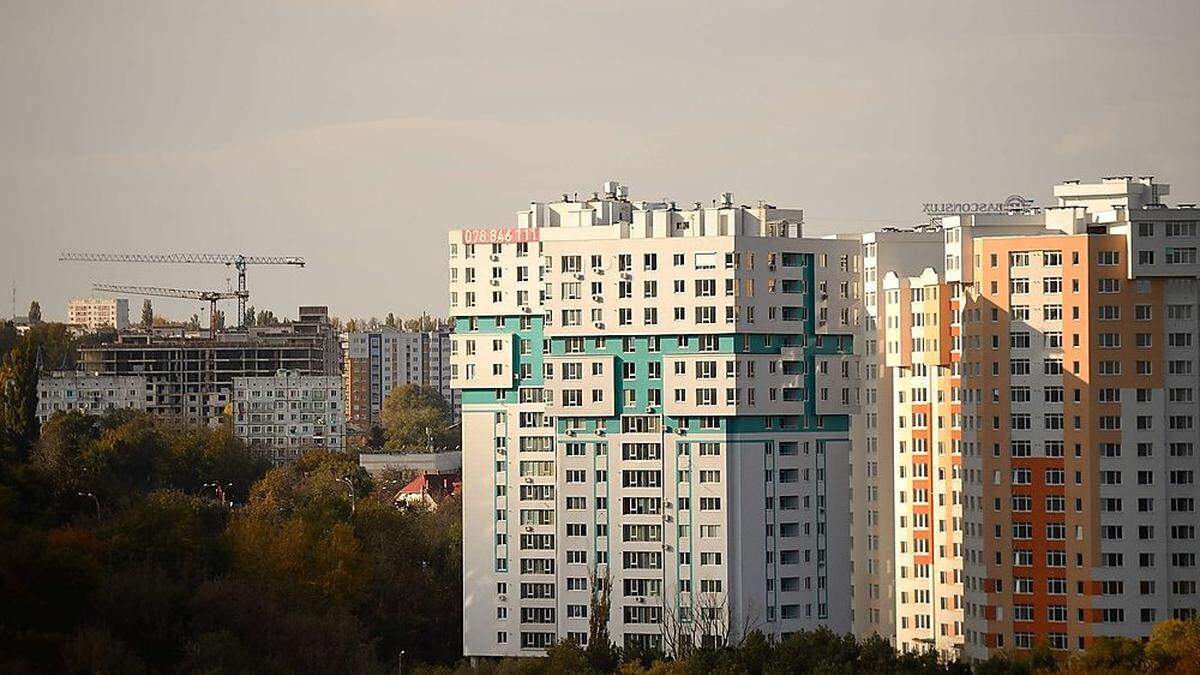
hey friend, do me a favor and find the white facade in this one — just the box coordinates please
[452,183,858,657]
[232,369,345,464]
[67,297,129,332]
[36,372,148,422]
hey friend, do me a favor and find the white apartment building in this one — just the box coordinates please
[851,228,946,645]
[67,297,129,332]
[344,329,458,431]
[36,372,148,423]
[232,369,345,464]
[451,182,860,657]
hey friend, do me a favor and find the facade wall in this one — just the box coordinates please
[232,370,345,464]
[345,329,459,431]
[36,372,147,422]
[67,297,129,332]
[453,185,858,657]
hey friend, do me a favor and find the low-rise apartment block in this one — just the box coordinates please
[232,369,345,464]
[36,372,148,423]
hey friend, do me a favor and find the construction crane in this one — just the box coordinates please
[92,283,247,335]
[61,252,305,328]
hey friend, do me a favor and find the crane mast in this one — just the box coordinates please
[62,252,305,329]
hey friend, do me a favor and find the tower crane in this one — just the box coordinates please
[61,252,305,328]
[92,283,247,336]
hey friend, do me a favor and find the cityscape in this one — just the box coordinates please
[2,2,1199,674]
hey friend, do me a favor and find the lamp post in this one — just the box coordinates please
[340,476,356,514]
[398,650,405,675]
[77,492,100,515]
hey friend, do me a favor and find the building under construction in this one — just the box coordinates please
[78,306,340,424]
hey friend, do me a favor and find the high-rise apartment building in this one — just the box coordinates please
[851,229,946,645]
[67,297,129,332]
[232,369,345,464]
[855,176,1198,658]
[451,183,862,657]
[344,328,457,431]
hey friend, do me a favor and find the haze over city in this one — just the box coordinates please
[3,0,1199,321]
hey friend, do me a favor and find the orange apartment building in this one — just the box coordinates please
[865,176,1199,658]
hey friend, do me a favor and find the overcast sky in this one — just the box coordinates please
[2,0,1198,323]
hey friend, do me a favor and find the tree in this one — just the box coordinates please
[385,313,396,328]
[366,425,386,451]
[255,310,278,327]
[28,300,42,323]
[187,315,201,330]
[213,309,225,331]
[1,340,41,458]
[243,305,256,327]
[0,321,18,361]
[586,567,619,673]
[140,300,153,329]
[380,385,456,451]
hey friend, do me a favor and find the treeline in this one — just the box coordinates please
[0,410,462,674]
[415,622,1199,675]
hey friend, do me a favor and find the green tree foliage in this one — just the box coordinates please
[28,300,42,323]
[381,384,459,451]
[256,309,279,326]
[141,299,154,328]
[0,411,463,672]
[244,304,256,327]
[0,320,19,360]
[1,339,40,457]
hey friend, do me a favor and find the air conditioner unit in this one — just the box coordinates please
[525,526,534,532]
[566,429,576,437]
[592,294,603,302]
[596,428,605,436]
[574,273,585,280]
[594,321,604,329]
[637,597,646,604]
[521,306,532,313]
[489,254,500,261]
[645,405,655,413]
[498,595,507,602]
[490,279,500,286]
[620,272,632,280]
[524,477,534,484]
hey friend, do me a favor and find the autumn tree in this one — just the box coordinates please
[141,300,154,328]
[28,300,42,323]
[381,384,457,451]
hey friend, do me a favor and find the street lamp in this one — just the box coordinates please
[77,492,100,515]
[399,650,405,675]
[340,476,356,514]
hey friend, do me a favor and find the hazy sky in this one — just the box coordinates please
[2,0,1198,323]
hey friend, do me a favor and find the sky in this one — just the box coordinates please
[2,0,1198,323]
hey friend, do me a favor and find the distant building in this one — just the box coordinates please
[232,369,345,465]
[68,297,129,332]
[36,372,148,423]
[343,328,458,431]
[78,306,340,425]
[358,450,463,476]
